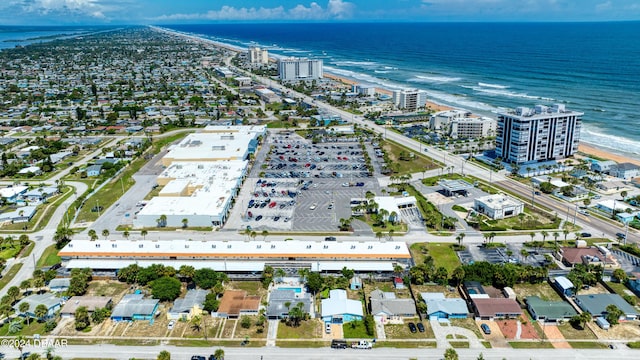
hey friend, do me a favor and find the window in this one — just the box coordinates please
[256,245,261,249]
[139,244,143,248]
[111,244,116,248]
[271,244,276,249]
[227,244,232,249]
[155,244,160,248]
[212,245,216,249]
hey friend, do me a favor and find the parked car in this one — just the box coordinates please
[309,203,317,210]
[255,215,263,221]
[408,322,417,333]
[325,236,336,241]
[417,322,425,332]
[325,322,332,334]
[581,232,592,238]
[481,323,491,334]
[168,320,175,330]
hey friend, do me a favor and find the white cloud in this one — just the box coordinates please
[19,0,116,19]
[595,1,612,11]
[153,0,355,21]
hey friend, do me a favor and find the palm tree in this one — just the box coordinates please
[19,302,30,325]
[456,232,465,247]
[181,218,188,228]
[541,230,548,243]
[529,232,536,242]
[213,348,225,360]
[376,231,383,241]
[123,230,130,240]
[141,229,148,240]
[261,230,269,240]
[388,229,395,241]
[88,229,97,241]
[563,229,569,242]
[101,229,109,240]
[157,350,171,360]
[250,231,257,241]
[190,315,202,332]
[34,304,48,321]
[8,320,23,335]
[520,248,529,262]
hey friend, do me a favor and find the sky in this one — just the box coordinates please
[0,0,639,25]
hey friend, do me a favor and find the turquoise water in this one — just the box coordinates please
[280,287,302,293]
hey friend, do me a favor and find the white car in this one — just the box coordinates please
[309,203,317,210]
[168,320,175,330]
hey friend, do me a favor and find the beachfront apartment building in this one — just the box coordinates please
[278,58,323,81]
[248,47,269,65]
[495,104,582,164]
[392,89,427,112]
[450,116,496,139]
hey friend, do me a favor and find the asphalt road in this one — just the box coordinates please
[1,343,636,360]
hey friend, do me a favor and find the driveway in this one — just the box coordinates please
[430,319,483,349]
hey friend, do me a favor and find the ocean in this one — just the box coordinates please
[164,22,640,158]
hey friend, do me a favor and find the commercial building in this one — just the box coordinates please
[254,87,280,103]
[278,58,323,81]
[392,89,427,112]
[161,132,259,166]
[430,110,469,131]
[59,239,412,274]
[450,117,496,139]
[496,104,582,164]
[474,194,524,220]
[248,47,269,65]
[135,160,247,228]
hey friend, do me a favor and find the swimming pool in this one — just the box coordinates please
[279,287,302,293]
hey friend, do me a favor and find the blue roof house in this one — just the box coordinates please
[86,164,102,177]
[553,276,575,296]
[321,289,363,324]
[111,294,159,322]
[421,293,469,319]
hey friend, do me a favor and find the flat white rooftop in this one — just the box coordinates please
[137,193,231,218]
[164,132,255,161]
[202,125,266,134]
[475,194,523,209]
[159,161,247,186]
[58,239,412,260]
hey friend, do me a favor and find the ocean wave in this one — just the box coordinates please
[468,85,556,101]
[331,60,378,67]
[409,75,462,83]
[580,125,640,156]
[374,70,390,73]
[478,82,509,89]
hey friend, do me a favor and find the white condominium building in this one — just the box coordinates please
[450,117,496,139]
[392,89,427,111]
[277,58,323,81]
[496,104,582,164]
[248,47,269,65]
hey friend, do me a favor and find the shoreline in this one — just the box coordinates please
[153,26,639,169]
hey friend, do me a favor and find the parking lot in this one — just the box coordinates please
[225,131,382,232]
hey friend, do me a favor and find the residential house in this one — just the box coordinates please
[86,164,102,177]
[610,163,640,180]
[526,296,577,322]
[321,289,364,324]
[167,289,208,320]
[13,293,61,319]
[574,294,638,320]
[21,186,58,204]
[18,166,42,176]
[216,290,261,319]
[110,293,159,321]
[591,160,617,173]
[0,186,28,203]
[266,289,313,320]
[48,278,71,293]
[393,277,405,289]
[470,298,522,320]
[558,246,619,269]
[553,276,575,296]
[369,289,416,323]
[60,296,112,318]
[421,293,468,320]
[349,276,362,290]
[0,205,37,223]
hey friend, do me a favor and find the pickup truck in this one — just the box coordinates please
[351,340,373,349]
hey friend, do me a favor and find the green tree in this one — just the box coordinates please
[91,307,111,324]
[19,302,31,324]
[7,286,20,304]
[191,315,202,332]
[75,306,89,330]
[181,218,188,228]
[157,350,171,360]
[88,229,97,241]
[193,268,221,289]
[203,292,220,312]
[240,315,252,329]
[141,229,148,240]
[8,319,23,334]
[178,265,196,282]
[34,304,48,321]
[444,348,459,360]
[151,276,182,302]
[213,348,225,360]
[101,229,109,240]
[612,268,628,283]
[306,272,324,293]
[606,304,623,325]
[123,230,130,240]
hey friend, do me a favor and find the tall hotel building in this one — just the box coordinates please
[277,58,323,81]
[248,47,269,65]
[392,89,427,112]
[496,104,582,164]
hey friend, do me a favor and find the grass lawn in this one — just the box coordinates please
[410,242,460,273]
[513,283,562,302]
[449,341,470,348]
[0,263,23,290]
[422,173,463,186]
[556,322,596,340]
[569,341,608,349]
[449,318,483,338]
[86,280,130,302]
[0,318,47,336]
[381,139,439,175]
[606,281,638,299]
[228,281,267,297]
[385,320,434,339]
[374,340,437,348]
[343,320,372,338]
[276,340,328,348]
[37,244,61,267]
[508,341,554,348]
[277,319,321,339]
[0,241,25,259]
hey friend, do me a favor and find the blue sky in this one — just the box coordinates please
[0,0,639,25]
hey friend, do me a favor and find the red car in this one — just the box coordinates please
[247,211,253,218]
[305,163,311,167]
[269,202,277,208]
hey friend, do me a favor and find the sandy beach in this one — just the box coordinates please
[578,143,640,167]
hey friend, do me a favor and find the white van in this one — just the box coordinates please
[325,322,332,334]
